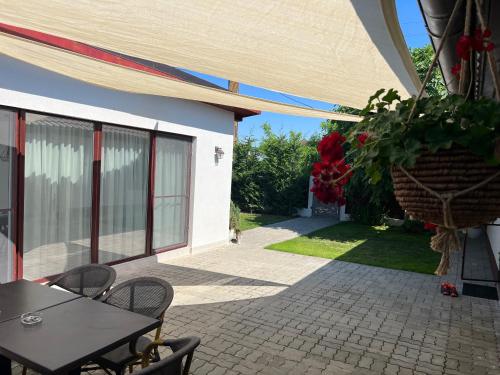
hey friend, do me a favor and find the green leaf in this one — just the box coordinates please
[381,89,401,104]
[368,89,385,104]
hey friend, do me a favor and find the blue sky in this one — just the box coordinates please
[186,0,430,141]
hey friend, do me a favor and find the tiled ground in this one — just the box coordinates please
[18,218,500,374]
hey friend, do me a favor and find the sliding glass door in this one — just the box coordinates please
[0,110,15,283]
[23,114,93,280]
[99,125,149,263]
[153,136,190,251]
[8,110,191,279]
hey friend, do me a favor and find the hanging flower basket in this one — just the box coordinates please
[391,147,500,228]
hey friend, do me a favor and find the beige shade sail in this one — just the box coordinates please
[0,32,361,121]
[0,0,421,109]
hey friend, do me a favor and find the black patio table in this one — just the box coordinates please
[0,279,82,323]
[0,280,161,375]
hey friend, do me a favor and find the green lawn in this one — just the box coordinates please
[266,222,441,274]
[240,213,291,231]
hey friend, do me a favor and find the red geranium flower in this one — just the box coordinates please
[424,222,438,232]
[357,132,369,148]
[317,131,345,162]
[456,35,472,60]
[311,132,353,205]
[453,29,495,77]
[310,159,352,205]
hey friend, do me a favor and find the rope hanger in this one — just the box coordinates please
[398,0,500,275]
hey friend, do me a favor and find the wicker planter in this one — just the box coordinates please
[391,148,500,228]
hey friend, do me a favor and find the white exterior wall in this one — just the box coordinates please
[486,220,500,270]
[0,55,235,252]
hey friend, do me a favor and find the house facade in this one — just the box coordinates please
[0,53,256,282]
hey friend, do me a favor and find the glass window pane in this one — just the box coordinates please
[23,114,93,280]
[99,125,149,263]
[153,196,188,249]
[0,110,15,283]
[153,137,190,250]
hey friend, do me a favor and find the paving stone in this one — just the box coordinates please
[43,218,498,375]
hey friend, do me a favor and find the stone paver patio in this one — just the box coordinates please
[19,218,500,374]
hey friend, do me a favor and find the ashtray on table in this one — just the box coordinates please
[20,312,43,326]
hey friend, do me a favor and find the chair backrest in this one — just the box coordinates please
[48,264,117,299]
[101,277,174,319]
[134,337,200,375]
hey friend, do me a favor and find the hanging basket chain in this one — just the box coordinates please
[474,0,500,100]
[407,0,464,123]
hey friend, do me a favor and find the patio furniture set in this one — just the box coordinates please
[0,264,200,375]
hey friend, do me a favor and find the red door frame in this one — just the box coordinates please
[0,108,22,280]
[14,110,25,279]
[145,132,156,257]
[151,135,192,254]
[90,124,102,264]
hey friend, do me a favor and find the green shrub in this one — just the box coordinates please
[344,168,404,225]
[231,137,264,213]
[259,124,315,215]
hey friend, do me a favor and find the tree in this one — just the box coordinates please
[231,136,263,212]
[231,124,316,215]
[259,124,315,215]
[410,44,446,98]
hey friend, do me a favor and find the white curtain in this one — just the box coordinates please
[99,125,149,263]
[23,114,93,280]
[153,137,190,250]
[0,109,15,283]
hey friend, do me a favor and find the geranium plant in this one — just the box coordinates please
[312,89,500,201]
[345,89,500,184]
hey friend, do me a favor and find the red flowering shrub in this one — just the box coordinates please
[311,131,352,205]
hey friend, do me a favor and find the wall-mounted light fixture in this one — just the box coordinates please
[215,146,225,161]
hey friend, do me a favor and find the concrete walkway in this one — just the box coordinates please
[237,217,338,249]
[19,218,500,375]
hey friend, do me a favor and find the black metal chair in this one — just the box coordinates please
[92,277,175,375]
[22,264,117,375]
[47,264,117,299]
[133,337,200,375]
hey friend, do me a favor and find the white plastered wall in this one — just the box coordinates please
[486,220,500,270]
[0,55,235,254]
